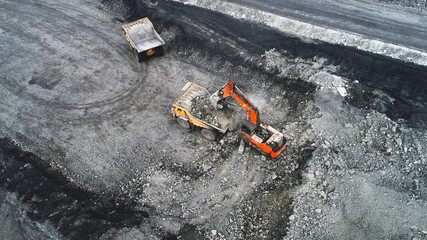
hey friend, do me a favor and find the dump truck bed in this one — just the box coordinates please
[122,18,165,53]
[173,82,239,133]
[174,82,209,112]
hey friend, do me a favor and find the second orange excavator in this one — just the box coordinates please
[210,81,287,159]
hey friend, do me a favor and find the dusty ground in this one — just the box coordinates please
[0,0,426,239]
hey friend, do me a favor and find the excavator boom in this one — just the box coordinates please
[210,81,260,126]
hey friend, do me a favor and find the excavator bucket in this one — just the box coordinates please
[209,90,223,110]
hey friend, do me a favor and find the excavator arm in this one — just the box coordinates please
[211,81,260,126]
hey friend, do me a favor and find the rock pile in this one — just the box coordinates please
[191,96,221,127]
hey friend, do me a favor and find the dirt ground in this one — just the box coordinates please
[0,0,426,239]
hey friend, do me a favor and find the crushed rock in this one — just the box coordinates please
[191,95,221,127]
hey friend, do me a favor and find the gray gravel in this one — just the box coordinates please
[0,0,426,239]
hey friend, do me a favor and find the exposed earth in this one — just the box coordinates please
[0,0,426,239]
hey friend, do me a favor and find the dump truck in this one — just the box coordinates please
[122,17,165,62]
[169,82,240,141]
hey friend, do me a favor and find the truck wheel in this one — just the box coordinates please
[135,50,144,62]
[177,118,191,129]
[155,46,164,56]
[201,129,217,141]
[135,50,147,62]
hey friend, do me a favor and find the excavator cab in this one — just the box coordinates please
[241,120,271,142]
[241,119,286,155]
[241,119,257,136]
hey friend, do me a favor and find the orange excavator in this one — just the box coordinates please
[210,81,287,159]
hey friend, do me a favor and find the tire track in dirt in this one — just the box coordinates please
[1,0,148,124]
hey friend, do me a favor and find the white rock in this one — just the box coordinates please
[320,191,327,199]
[337,86,347,97]
[238,139,245,154]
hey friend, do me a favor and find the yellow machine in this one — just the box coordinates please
[169,82,239,141]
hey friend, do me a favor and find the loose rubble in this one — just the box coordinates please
[0,0,425,239]
[191,95,221,127]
